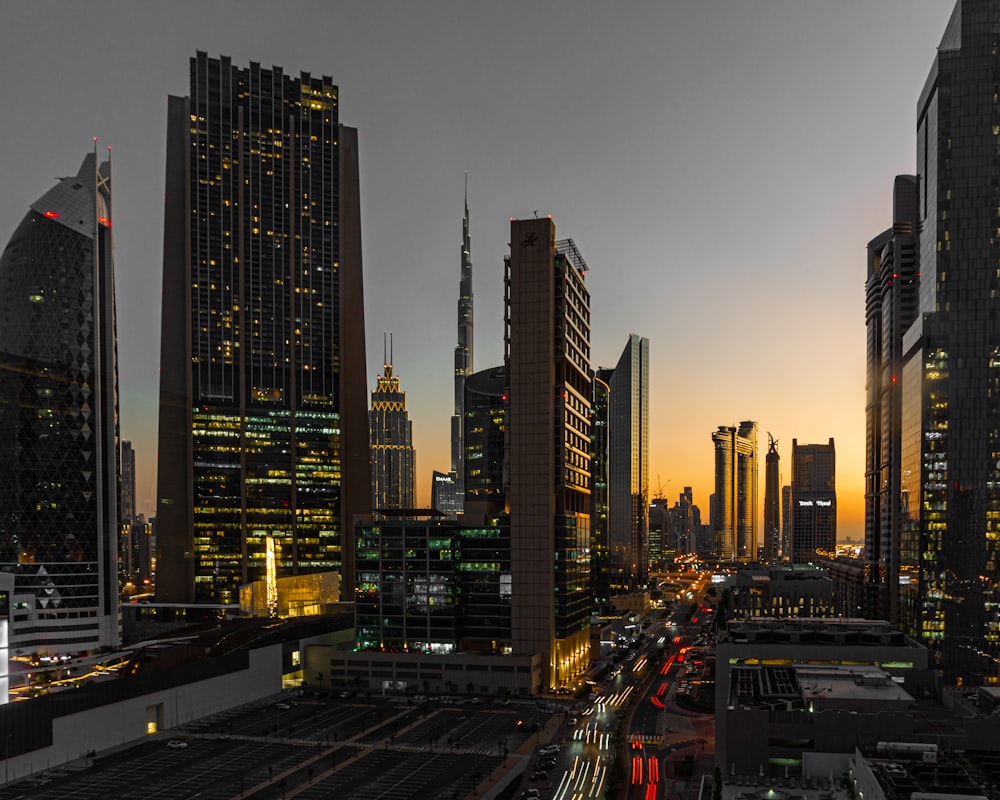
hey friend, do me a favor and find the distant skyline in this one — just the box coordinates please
[0,2,958,543]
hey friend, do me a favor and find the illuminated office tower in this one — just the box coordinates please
[506,218,591,689]
[370,343,415,513]
[157,52,370,604]
[0,150,120,654]
[607,334,649,589]
[867,0,1000,681]
[789,439,836,564]
[763,434,781,562]
[712,421,757,561]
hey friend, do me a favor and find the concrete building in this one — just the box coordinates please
[724,564,834,619]
[156,52,370,604]
[0,150,120,655]
[715,618,932,776]
[506,218,592,689]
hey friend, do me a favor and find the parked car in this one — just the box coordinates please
[167,739,188,749]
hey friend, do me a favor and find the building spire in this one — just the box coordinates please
[451,175,473,489]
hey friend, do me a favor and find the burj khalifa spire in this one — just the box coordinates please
[451,174,473,498]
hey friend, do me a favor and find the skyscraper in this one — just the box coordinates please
[789,438,836,564]
[120,439,137,585]
[451,177,473,503]
[0,149,120,654]
[712,421,757,561]
[868,0,1000,681]
[865,175,919,622]
[463,365,505,513]
[590,368,612,607]
[607,335,650,589]
[763,434,782,563]
[156,52,369,604]
[506,218,591,689]
[370,341,415,513]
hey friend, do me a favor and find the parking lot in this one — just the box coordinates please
[0,693,564,800]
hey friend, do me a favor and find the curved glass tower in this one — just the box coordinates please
[0,150,120,654]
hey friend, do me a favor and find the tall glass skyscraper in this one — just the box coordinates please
[0,150,120,654]
[156,53,370,604]
[607,334,650,590]
[868,0,1000,682]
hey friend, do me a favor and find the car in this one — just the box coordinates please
[520,790,541,799]
[167,739,188,749]
[275,702,291,710]
[215,734,231,742]
[539,744,560,756]
[338,691,353,698]
[530,771,549,782]
[568,717,578,726]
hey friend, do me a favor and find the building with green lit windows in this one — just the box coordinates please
[354,516,511,654]
[156,53,370,604]
[866,1,1000,683]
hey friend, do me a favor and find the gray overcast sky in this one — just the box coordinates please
[0,1,956,539]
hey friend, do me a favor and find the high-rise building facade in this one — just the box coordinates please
[0,150,120,654]
[355,517,510,655]
[865,176,919,623]
[712,422,758,561]
[430,471,462,518]
[591,369,612,607]
[868,0,1000,681]
[120,439,137,587]
[463,365,505,512]
[506,218,591,689]
[763,434,782,563]
[607,335,650,590]
[156,52,370,604]
[789,438,836,564]
[370,350,415,513]
[450,178,474,506]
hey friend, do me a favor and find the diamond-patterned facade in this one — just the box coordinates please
[0,152,120,654]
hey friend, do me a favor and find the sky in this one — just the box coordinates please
[0,1,958,543]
